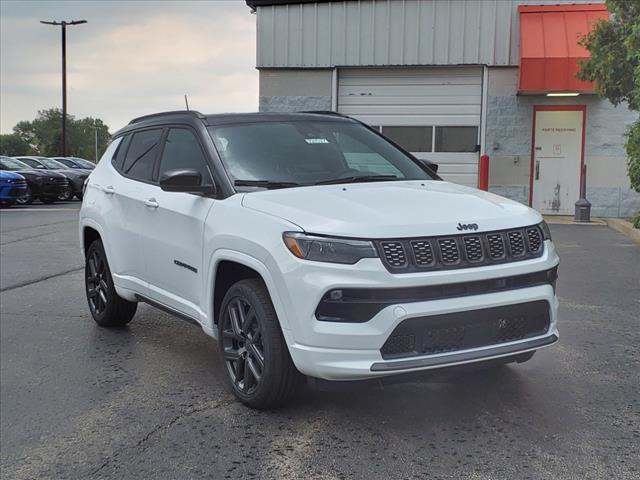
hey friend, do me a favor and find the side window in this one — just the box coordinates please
[158,128,211,184]
[122,129,163,182]
[111,134,131,169]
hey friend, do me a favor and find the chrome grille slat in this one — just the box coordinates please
[377,225,545,273]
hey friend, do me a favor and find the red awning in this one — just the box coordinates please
[518,4,608,94]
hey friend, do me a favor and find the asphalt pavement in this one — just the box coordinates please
[1,203,638,480]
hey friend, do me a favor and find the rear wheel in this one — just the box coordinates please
[218,278,301,409]
[15,187,33,205]
[85,239,137,327]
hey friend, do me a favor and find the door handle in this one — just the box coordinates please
[102,185,115,195]
[535,161,540,180]
[144,198,159,209]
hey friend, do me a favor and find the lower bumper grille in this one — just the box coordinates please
[380,300,550,359]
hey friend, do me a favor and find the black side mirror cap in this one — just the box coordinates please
[419,159,438,173]
[159,168,216,195]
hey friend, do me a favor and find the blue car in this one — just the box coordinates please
[0,170,28,207]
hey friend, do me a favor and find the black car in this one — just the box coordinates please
[0,157,69,205]
[15,156,88,200]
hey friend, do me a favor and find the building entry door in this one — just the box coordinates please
[531,106,585,215]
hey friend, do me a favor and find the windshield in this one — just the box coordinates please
[40,158,67,169]
[208,120,436,188]
[71,158,95,168]
[18,157,46,169]
[54,158,80,168]
[0,158,30,170]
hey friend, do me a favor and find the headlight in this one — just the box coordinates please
[283,232,378,264]
[539,220,552,240]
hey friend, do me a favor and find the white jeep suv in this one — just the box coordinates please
[80,111,559,408]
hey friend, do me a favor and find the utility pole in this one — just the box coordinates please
[40,19,87,156]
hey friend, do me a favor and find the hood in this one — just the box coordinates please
[241,180,542,238]
[0,171,25,180]
[53,169,86,180]
[15,169,66,179]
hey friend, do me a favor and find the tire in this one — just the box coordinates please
[218,278,301,409]
[15,187,33,205]
[75,192,83,201]
[40,196,56,204]
[85,239,137,327]
[58,186,74,201]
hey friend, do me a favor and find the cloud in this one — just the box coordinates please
[0,1,258,133]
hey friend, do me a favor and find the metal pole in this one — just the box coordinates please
[40,20,86,157]
[62,22,67,156]
[95,125,98,161]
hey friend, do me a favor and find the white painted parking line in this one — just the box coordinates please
[0,208,79,212]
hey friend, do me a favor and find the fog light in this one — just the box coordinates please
[329,289,343,301]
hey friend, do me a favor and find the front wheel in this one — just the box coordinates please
[218,278,301,409]
[58,186,74,201]
[85,239,137,327]
[15,187,33,205]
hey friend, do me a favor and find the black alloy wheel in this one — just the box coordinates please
[86,248,109,316]
[58,185,74,201]
[15,186,33,205]
[218,279,300,408]
[222,297,265,395]
[84,239,137,327]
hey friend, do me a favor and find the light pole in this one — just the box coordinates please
[40,19,87,157]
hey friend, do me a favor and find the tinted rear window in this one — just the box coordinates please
[122,129,163,182]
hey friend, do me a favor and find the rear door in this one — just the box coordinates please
[141,127,215,320]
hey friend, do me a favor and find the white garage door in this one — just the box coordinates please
[337,67,482,187]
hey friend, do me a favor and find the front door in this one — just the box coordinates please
[531,107,585,215]
[142,127,216,321]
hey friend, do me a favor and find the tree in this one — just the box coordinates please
[11,108,111,160]
[578,0,640,226]
[0,133,35,156]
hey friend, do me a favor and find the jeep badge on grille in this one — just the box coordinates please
[457,223,479,231]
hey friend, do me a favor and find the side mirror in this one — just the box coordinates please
[419,159,438,173]
[159,168,216,195]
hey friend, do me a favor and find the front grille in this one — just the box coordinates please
[380,242,407,267]
[438,238,460,264]
[411,240,434,266]
[463,236,483,262]
[376,225,545,273]
[380,300,550,359]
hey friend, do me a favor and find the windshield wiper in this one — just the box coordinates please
[234,179,302,189]
[314,175,398,186]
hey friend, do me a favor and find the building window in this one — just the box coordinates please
[381,126,433,152]
[434,126,478,153]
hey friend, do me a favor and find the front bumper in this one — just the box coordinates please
[277,241,559,380]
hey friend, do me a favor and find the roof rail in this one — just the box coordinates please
[301,110,348,117]
[128,110,205,125]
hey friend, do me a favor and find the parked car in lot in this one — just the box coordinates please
[0,156,69,205]
[15,156,88,200]
[0,169,28,207]
[80,111,559,409]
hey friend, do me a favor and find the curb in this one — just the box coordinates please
[605,218,640,245]
[543,215,606,226]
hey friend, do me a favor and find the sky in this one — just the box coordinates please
[0,0,258,134]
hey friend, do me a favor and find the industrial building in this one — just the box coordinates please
[246,0,639,217]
